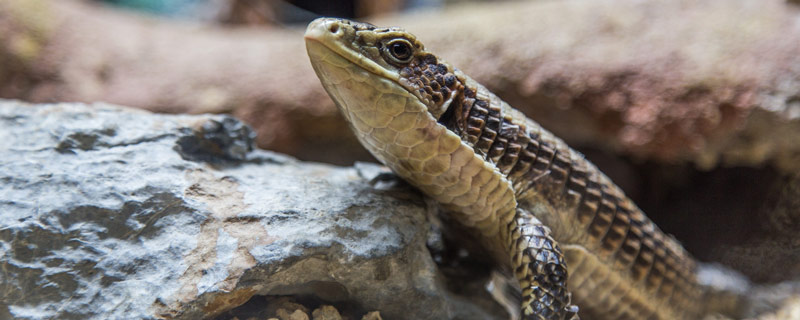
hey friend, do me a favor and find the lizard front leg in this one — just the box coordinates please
[508,207,579,320]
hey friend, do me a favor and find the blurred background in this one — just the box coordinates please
[2,0,800,292]
[96,0,444,23]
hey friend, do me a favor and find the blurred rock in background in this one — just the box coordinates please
[95,0,436,25]
[2,0,798,170]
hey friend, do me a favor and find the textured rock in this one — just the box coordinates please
[311,305,341,320]
[214,296,382,320]
[1,100,798,319]
[360,311,382,320]
[0,100,501,320]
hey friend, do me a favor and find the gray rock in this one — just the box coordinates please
[0,100,501,320]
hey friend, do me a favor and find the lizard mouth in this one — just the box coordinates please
[305,17,432,138]
[304,18,401,85]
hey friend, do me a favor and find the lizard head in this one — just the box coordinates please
[304,17,462,121]
[304,17,512,235]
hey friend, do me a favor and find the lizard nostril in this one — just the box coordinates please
[328,24,339,34]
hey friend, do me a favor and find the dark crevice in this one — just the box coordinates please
[576,146,790,282]
[214,294,366,320]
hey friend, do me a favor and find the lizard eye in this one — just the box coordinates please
[384,39,414,64]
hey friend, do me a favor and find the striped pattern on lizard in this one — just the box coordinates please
[304,17,741,320]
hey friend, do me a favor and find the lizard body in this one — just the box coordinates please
[304,17,739,320]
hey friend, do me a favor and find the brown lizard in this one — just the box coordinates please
[304,17,742,320]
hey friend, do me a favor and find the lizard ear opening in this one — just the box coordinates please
[436,91,462,134]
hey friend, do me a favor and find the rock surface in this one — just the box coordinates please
[1,101,799,319]
[0,100,501,320]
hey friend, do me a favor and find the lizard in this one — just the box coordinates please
[304,17,742,320]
